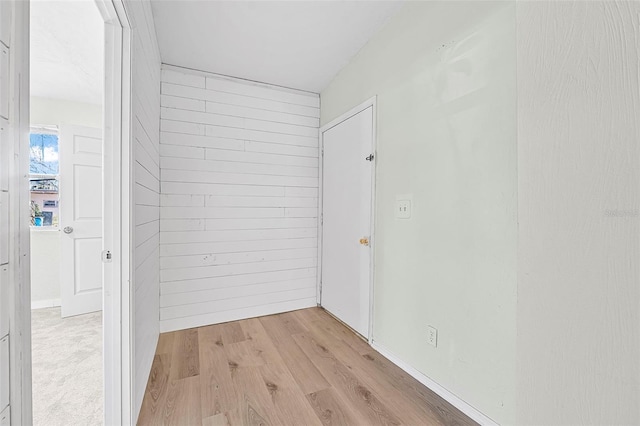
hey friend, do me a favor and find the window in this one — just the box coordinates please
[30,128,59,227]
[30,132,59,174]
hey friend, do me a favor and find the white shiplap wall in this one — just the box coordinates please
[159,66,320,332]
[127,0,161,419]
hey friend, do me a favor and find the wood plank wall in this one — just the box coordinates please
[158,66,320,333]
[128,0,162,418]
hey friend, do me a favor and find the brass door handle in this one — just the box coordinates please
[359,237,369,246]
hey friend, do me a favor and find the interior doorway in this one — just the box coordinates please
[319,98,376,340]
[29,1,105,424]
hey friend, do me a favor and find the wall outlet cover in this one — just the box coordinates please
[395,194,413,219]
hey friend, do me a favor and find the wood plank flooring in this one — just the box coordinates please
[138,308,477,426]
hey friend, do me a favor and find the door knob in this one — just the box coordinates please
[359,237,369,246]
[63,226,74,234]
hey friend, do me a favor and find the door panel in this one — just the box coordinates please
[74,164,101,219]
[321,106,373,338]
[74,238,102,294]
[60,125,103,317]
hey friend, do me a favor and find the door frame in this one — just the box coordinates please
[12,0,134,424]
[317,96,377,343]
[94,1,134,423]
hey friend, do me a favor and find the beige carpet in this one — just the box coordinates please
[31,307,103,426]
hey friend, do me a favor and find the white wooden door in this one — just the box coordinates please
[321,105,374,338]
[60,125,103,317]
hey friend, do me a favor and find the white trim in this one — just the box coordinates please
[30,299,61,310]
[371,342,499,426]
[12,1,132,424]
[160,299,317,333]
[315,128,323,306]
[29,125,58,134]
[319,97,377,135]
[94,1,133,424]
[368,100,377,344]
[13,1,33,423]
[317,96,377,343]
[161,63,319,98]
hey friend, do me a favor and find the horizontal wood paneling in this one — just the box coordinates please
[160,278,316,307]
[160,287,317,321]
[160,247,317,269]
[160,228,317,244]
[203,147,318,167]
[161,258,318,285]
[161,107,318,138]
[159,237,318,257]
[160,298,317,333]
[161,81,320,118]
[161,206,317,220]
[159,66,320,332]
[129,0,162,419]
[160,157,318,178]
[162,169,318,187]
[161,267,317,295]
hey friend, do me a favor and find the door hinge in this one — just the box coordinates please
[366,153,375,162]
[102,250,112,263]
[320,214,323,225]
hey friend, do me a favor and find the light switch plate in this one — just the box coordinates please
[427,325,438,347]
[395,194,412,219]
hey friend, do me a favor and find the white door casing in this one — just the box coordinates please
[60,125,103,318]
[320,102,375,339]
[7,0,131,423]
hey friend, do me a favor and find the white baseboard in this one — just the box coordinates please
[160,298,317,333]
[371,341,499,426]
[31,299,61,310]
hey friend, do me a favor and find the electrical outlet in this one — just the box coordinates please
[395,194,413,219]
[427,326,438,347]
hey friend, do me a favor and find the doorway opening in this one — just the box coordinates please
[29,1,105,424]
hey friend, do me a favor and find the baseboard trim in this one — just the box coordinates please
[371,341,498,426]
[160,298,317,333]
[31,299,61,310]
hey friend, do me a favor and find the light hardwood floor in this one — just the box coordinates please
[138,307,477,426]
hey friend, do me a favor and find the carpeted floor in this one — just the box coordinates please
[31,307,103,426]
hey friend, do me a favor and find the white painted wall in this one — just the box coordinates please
[516,2,640,424]
[29,97,102,308]
[29,229,60,308]
[320,2,517,424]
[158,66,319,332]
[126,0,161,419]
[31,97,102,129]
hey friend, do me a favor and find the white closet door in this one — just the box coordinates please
[321,106,374,338]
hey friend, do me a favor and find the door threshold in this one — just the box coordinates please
[318,306,369,343]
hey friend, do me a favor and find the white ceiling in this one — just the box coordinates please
[30,0,104,105]
[150,0,402,93]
